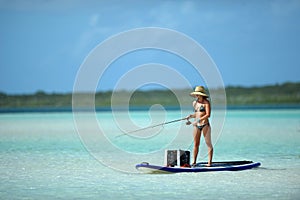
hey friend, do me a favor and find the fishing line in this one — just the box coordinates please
[115,117,187,138]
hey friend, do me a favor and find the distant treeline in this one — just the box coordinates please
[0,82,299,108]
[226,82,300,105]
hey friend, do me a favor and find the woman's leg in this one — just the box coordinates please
[203,125,213,166]
[192,126,201,165]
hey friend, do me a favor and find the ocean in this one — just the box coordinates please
[0,108,299,199]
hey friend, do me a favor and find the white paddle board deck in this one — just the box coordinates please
[136,161,261,173]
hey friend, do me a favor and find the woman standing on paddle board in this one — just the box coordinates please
[186,86,213,167]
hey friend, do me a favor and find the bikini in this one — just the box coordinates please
[195,105,206,113]
[194,104,209,131]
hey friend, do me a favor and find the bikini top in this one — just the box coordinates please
[194,104,206,112]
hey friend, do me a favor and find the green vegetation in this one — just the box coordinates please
[0,82,299,109]
[226,82,300,105]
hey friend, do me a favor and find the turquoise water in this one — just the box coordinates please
[0,109,299,199]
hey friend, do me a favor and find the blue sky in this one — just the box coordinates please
[0,0,300,94]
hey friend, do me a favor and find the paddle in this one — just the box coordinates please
[115,117,188,138]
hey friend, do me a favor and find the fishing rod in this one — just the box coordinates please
[115,117,188,138]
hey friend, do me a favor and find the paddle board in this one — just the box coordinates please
[136,161,261,173]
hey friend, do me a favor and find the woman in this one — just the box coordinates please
[186,86,213,167]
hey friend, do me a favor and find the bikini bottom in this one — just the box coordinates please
[197,123,209,131]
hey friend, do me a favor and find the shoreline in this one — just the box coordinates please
[1,104,300,113]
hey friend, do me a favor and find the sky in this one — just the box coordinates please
[0,0,300,94]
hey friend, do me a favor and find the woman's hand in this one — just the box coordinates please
[185,115,191,125]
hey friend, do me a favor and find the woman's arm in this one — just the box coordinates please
[186,100,197,119]
[186,113,195,125]
[187,113,196,119]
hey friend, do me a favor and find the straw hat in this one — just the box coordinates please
[190,86,209,97]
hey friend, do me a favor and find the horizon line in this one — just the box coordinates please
[0,81,299,96]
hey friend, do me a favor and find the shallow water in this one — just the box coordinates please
[0,109,299,199]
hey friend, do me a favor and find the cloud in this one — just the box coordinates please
[69,1,206,59]
[89,14,99,27]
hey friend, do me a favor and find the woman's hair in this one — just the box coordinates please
[203,96,209,101]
